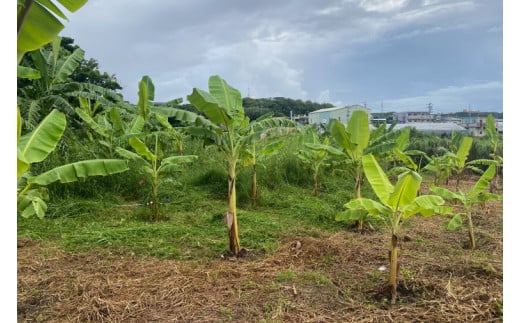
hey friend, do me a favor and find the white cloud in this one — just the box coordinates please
[394,1,475,23]
[359,0,408,13]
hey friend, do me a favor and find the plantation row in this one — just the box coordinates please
[19,73,502,305]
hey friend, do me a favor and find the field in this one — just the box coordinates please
[17,175,503,322]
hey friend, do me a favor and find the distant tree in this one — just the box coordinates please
[242,97,333,119]
[71,57,122,91]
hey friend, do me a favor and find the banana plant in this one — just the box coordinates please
[154,113,189,156]
[449,136,476,188]
[388,127,428,175]
[424,135,479,189]
[17,0,88,63]
[422,153,453,186]
[17,108,129,218]
[341,153,450,304]
[186,75,298,256]
[296,127,343,196]
[186,75,253,256]
[242,139,284,205]
[18,36,84,129]
[430,164,501,250]
[18,36,121,130]
[75,105,145,157]
[242,113,299,205]
[330,110,394,231]
[116,134,197,222]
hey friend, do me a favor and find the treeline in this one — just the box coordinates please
[174,97,334,120]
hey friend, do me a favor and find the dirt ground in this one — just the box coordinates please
[18,176,503,322]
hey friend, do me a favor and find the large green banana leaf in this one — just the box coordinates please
[109,107,124,134]
[126,116,145,135]
[387,171,421,211]
[486,114,499,142]
[75,108,109,137]
[115,147,147,164]
[129,137,156,162]
[161,155,198,165]
[347,110,370,159]
[18,109,66,177]
[361,154,393,204]
[18,187,48,219]
[468,164,495,198]
[54,47,85,84]
[329,119,353,154]
[188,88,232,126]
[17,65,41,79]
[28,159,129,186]
[154,107,217,129]
[344,198,390,216]
[208,75,244,122]
[402,195,448,219]
[137,75,154,121]
[17,0,88,62]
[455,137,472,169]
[429,185,461,201]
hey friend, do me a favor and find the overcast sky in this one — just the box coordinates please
[61,0,503,114]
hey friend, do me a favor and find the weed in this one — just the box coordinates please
[277,270,297,282]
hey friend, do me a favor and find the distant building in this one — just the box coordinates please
[496,120,503,134]
[393,122,468,135]
[439,111,503,137]
[308,105,370,126]
[394,111,434,123]
[290,114,309,125]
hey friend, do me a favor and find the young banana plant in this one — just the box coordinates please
[388,127,428,175]
[115,134,197,222]
[342,153,450,304]
[430,164,501,250]
[75,105,145,158]
[296,127,343,196]
[185,75,299,256]
[330,111,396,231]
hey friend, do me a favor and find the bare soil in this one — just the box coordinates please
[18,176,503,322]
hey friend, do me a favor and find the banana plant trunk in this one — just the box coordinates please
[355,169,363,231]
[467,210,476,250]
[313,171,319,196]
[150,174,160,221]
[389,233,399,305]
[228,164,241,256]
[178,140,184,156]
[490,168,500,193]
[252,163,258,206]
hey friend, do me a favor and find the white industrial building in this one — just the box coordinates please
[308,105,371,126]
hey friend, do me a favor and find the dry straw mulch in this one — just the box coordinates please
[18,177,503,322]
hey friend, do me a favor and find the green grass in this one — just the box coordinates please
[18,175,353,260]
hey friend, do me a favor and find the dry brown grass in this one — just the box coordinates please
[18,176,503,322]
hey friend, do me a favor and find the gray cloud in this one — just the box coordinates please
[63,0,502,112]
